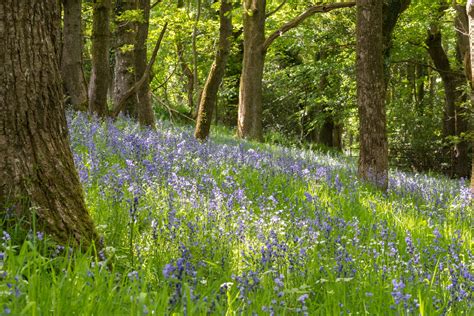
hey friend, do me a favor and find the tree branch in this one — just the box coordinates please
[151,0,162,10]
[112,22,168,118]
[265,0,288,18]
[263,2,355,52]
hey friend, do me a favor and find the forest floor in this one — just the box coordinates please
[0,112,472,315]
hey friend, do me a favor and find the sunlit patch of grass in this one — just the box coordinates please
[1,112,472,315]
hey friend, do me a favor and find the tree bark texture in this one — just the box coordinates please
[238,0,266,141]
[61,0,88,111]
[89,0,112,117]
[426,27,470,177]
[134,0,156,127]
[113,0,139,118]
[356,0,389,190]
[194,0,233,141]
[0,0,99,248]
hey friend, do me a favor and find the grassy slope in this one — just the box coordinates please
[0,112,472,315]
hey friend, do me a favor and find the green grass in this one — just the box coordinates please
[1,113,472,315]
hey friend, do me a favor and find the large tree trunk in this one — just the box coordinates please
[135,0,156,127]
[62,0,88,111]
[113,0,139,118]
[466,0,474,193]
[356,0,389,190]
[426,26,470,177]
[89,0,112,117]
[0,0,99,248]
[237,0,266,141]
[194,0,233,141]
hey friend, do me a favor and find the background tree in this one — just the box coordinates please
[89,0,112,117]
[62,0,89,111]
[0,0,99,248]
[356,0,388,189]
[135,0,156,127]
[426,5,470,177]
[238,1,355,141]
[467,0,474,193]
[194,0,233,141]
[113,0,139,118]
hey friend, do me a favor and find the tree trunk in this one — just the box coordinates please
[426,27,469,177]
[237,2,356,141]
[135,0,156,128]
[356,0,389,189]
[176,41,195,113]
[191,0,202,119]
[113,0,139,118]
[237,0,266,141]
[0,0,99,248]
[89,0,112,117]
[194,0,233,141]
[466,0,474,193]
[62,0,88,111]
[454,5,471,178]
[381,0,411,83]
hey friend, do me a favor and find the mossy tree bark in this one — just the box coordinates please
[89,0,112,117]
[356,0,389,190]
[0,0,99,248]
[61,0,88,111]
[194,0,233,141]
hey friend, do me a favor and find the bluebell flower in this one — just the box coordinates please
[298,294,309,304]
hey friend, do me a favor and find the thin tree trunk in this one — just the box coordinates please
[381,0,411,84]
[89,0,112,117]
[135,0,156,127]
[176,0,195,113]
[466,0,474,193]
[454,5,471,178]
[1,0,99,248]
[356,0,389,189]
[176,42,195,112]
[194,0,233,141]
[426,27,468,177]
[62,0,88,111]
[114,0,139,118]
[191,0,202,118]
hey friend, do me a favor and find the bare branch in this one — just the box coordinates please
[263,2,355,52]
[151,0,162,10]
[112,22,168,118]
[265,0,288,18]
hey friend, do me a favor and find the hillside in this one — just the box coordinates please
[1,112,472,315]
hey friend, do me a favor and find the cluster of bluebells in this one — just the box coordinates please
[60,112,473,314]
